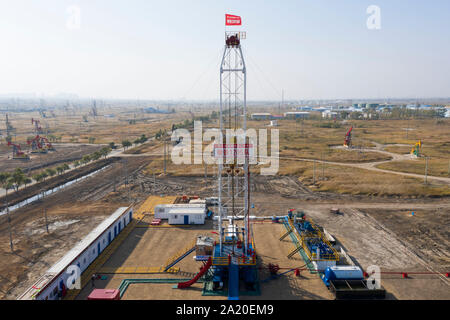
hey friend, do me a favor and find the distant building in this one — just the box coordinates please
[296,106,313,111]
[144,107,170,114]
[322,110,338,119]
[250,113,272,120]
[283,111,310,119]
[271,114,284,119]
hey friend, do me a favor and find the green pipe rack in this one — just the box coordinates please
[282,218,317,274]
[118,278,206,298]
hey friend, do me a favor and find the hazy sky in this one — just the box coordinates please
[0,0,449,101]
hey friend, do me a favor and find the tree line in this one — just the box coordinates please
[0,146,112,195]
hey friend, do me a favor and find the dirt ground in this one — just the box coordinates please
[252,223,333,300]
[0,156,150,299]
[0,159,449,300]
[73,220,333,300]
[247,193,450,300]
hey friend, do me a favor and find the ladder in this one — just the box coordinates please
[279,229,292,240]
[287,245,302,259]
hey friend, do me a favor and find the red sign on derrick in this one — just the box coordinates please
[225,14,241,26]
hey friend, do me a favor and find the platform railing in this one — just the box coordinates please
[237,255,256,266]
[212,256,230,266]
[164,239,197,268]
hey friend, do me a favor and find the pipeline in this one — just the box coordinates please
[118,278,206,298]
[213,215,286,221]
[256,266,449,277]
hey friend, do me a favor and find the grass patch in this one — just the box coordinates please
[376,159,450,178]
[277,160,450,197]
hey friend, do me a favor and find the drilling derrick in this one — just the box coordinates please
[208,28,258,300]
[217,31,250,255]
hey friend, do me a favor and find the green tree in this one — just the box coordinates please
[0,172,11,190]
[109,142,116,149]
[100,147,111,159]
[11,168,25,191]
[46,168,56,178]
[0,173,13,206]
[122,140,132,150]
[41,171,48,181]
[32,173,44,183]
[56,166,64,175]
[24,177,32,188]
[91,151,101,161]
[81,155,91,164]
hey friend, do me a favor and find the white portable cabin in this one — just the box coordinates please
[167,206,206,225]
[18,206,133,300]
[189,199,206,204]
[154,203,205,220]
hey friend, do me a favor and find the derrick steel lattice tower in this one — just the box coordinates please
[217,31,251,256]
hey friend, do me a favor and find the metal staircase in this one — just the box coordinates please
[163,240,196,271]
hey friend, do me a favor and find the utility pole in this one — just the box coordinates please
[6,192,13,252]
[313,160,316,185]
[321,152,325,181]
[44,208,49,233]
[424,157,428,184]
[163,138,167,174]
[123,158,128,185]
[406,118,410,139]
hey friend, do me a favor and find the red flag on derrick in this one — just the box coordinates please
[225,14,241,26]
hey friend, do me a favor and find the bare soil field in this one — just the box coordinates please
[1,168,449,300]
[0,156,150,299]
[0,115,449,300]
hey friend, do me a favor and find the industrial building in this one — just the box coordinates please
[154,203,207,225]
[283,111,310,119]
[322,110,339,118]
[250,113,272,120]
[18,207,133,300]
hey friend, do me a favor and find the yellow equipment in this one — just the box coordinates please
[410,140,422,157]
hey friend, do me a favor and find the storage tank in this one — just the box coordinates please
[323,266,363,283]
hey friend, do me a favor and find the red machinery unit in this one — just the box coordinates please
[27,135,47,153]
[7,141,29,159]
[31,118,43,134]
[40,136,55,151]
[344,126,353,148]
